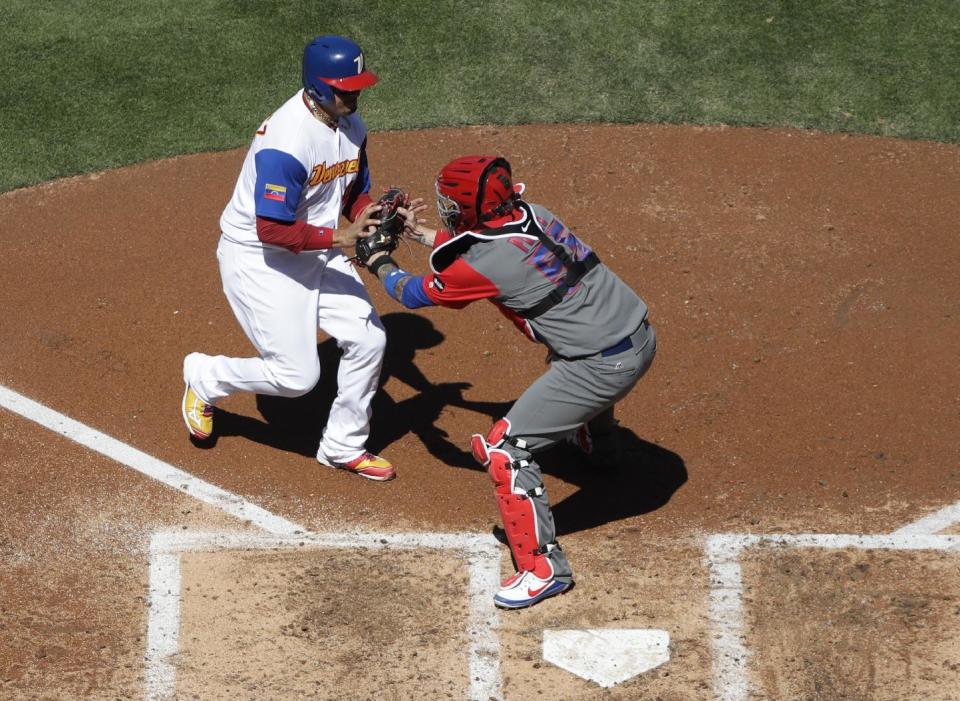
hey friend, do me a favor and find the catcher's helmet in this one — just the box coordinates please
[436,156,520,234]
[302,35,378,105]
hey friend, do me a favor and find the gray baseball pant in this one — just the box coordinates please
[500,320,657,580]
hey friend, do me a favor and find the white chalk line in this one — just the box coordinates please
[705,532,960,701]
[145,551,180,697]
[146,530,502,701]
[893,501,960,535]
[0,384,304,536]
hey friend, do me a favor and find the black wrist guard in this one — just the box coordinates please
[367,254,397,277]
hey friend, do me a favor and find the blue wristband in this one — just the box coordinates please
[384,268,408,300]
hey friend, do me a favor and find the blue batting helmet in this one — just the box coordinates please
[302,35,378,105]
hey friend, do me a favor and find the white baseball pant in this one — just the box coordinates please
[185,235,386,462]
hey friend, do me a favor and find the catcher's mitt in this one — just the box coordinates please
[354,187,409,267]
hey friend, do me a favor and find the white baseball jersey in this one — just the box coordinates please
[220,89,371,245]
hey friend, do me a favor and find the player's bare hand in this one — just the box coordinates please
[397,200,426,236]
[335,202,381,247]
[399,199,436,247]
[399,198,428,229]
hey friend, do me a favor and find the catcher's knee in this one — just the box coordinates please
[470,418,529,468]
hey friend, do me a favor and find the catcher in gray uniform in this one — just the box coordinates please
[356,155,657,609]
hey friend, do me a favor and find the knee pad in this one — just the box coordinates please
[470,418,527,466]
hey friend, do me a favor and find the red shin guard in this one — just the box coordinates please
[488,448,540,572]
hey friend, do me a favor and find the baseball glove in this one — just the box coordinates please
[354,187,409,267]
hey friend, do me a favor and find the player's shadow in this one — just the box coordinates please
[446,426,687,537]
[212,310,686,534]
[539,434,687,536]
[213,312,507,465]
[424,391,686,534]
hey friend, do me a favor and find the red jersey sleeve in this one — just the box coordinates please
[422,258,500,309]
[256,216,333,252]
[433,229,455,248]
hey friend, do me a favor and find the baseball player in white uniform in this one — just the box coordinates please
[181,35,396,481]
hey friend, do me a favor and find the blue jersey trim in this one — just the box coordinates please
[385,270,434,309]
[254,149,308,221]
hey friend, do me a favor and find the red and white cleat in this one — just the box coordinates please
[316,448,396,481]
[494,569,573,609]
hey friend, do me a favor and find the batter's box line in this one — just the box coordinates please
[704,532,960,701]
[145,529,503,701]
[893,499,960,536]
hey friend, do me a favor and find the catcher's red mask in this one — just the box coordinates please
[436,155,519,235]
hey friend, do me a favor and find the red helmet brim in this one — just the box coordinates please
[319,71,379,92]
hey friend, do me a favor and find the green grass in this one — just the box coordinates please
[1,0,958,192]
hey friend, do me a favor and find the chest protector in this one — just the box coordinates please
[513,204,600,319]
[429,201,600,318]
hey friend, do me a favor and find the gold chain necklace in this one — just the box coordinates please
[304,93,338,129]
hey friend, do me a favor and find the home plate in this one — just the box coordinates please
[542,628,671,687]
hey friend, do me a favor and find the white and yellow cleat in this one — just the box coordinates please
[181,383,214,440]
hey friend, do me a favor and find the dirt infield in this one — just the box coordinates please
[746,547,960,700]
[1,123,958,699]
